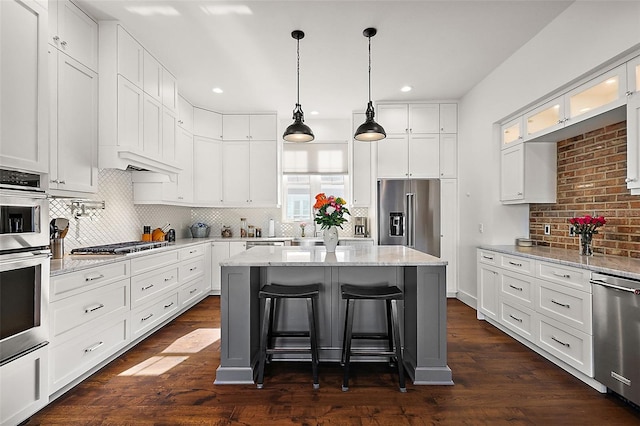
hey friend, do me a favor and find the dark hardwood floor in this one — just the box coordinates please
[27,296,640,425]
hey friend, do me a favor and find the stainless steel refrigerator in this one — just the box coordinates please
[377,179,440,257]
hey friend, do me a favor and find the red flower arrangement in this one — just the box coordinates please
[569,215,606,236]
[313,193,350,230]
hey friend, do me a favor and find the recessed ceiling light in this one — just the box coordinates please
[212,87,223,94]
[311,111,319,115]
[400,86,412,92]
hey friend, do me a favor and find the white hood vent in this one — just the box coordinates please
[99,146,181,179]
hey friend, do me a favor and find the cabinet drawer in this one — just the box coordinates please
[537,261,591,293]
[180,244,205,261]
[477,249,498,265]
[178,277,206,308]
[500,270,535,309]
[537,315,592,376]
[131,250,179,276]
[180,256,205,282]
[131,265,179,307]
[536,280,592,334]
[131,293,179,339]
[500,298,536,342]
[51,261,129,301]
[50,316,129,393]
[500,254,534,275]
[51,279,129,338]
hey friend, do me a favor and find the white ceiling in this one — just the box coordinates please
[78,0,573,119]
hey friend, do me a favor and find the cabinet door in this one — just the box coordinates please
[56,0,98,71]
[250,114,277,140]
[478,263,500,321]
[193,136,222,205]
[377,104,408,134]
[223,114,249,140]
[408,134,439,178]
[352,136,372,207]
[627,88,640,191]
[439,104,457,133]
[441,179,457,295]
[627,54,640,94]
[524,97,564,140]
[177,95,193,132]
[117,26,143,87]
[176,129,193,203]
[377,134,408,178]
[55,51,98,193]
[143,49,162,101]
[162,108,177,162]
[249,140,277,206]
[143,94,162,157]
[501,117,523,148]
[222,141,250,205]
[193,108,223,139]
[0,0,49,173]
[117,75,143,149]
[229,241,247,256]
[439,134,457,178]
[210,242,230,293]
[409,104,439,134]
[162,67,178,112]
[500,144,524,202]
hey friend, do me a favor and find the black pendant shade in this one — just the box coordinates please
[283,30,314,143]
[354,27,386,142]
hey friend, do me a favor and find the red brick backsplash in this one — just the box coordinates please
[529,121,640,258]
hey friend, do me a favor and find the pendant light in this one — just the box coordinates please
[354,27,386,142]
[283,30,314,143]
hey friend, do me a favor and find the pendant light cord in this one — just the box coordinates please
[368,34,372,103]
[296,36,301,105]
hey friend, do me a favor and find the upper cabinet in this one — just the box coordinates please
[222,114,276,141]
[116,26,143,87]
[143,50,162,102]
[524,98,563,141]
[501,117,524,148]
[439,104,458,133]
[500,143,556,204]
[0,0,49,174]
[626,55,640,194]
[49,0,98,71]
[177,95,194,133]
[193,108,222,140]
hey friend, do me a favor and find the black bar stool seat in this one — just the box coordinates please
[256,283,321,389]
[340,283,406,392]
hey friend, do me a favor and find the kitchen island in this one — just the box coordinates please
[215,245,452,386]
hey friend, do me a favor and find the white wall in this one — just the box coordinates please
[456,1,640,305]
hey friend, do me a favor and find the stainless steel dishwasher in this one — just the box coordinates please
[591,272,640,406]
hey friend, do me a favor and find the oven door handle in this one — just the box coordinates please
[0,250,51,263]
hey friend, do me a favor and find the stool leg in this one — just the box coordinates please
[307,296,320,389]
[256,297,272,389]
[342,298,356,392]
[385,299,396,367]
[266,298,277,363]
[340,297,351,367]
[390,299,406,392]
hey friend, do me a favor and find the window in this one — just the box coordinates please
[283,175,349,223]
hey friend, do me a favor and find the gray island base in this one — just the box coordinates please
[215,246,453,386]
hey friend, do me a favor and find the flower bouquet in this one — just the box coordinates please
[313,193,350,230]
[569,215,606,256]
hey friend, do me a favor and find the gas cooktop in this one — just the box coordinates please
[70,241,169,255]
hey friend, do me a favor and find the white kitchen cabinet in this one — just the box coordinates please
[116,25,143,88]
[143,94,162,158]
[626,55,640,194]
[501,116,524,148]
[162,67,178,112]
[175,128,194,203]
[0,0,49,173]
[49,0,97,71]
[193,136,223,205]
[377,103,440,135]
[177,95,194,133]
[222,141,250,205]
[162,108,177,162]
[378,134,440,178]
[477,254,500,321]
[211,241,246,294]
[116,74,144,150]
[351,113,372,207]
[377,135,408,178]
[439,134,457,178]
[439,104,457,133]
[143,49,162,101]
[49,48,98,194]
[223,114,276,141]
[0,344,49,426]
[524,97,564,140]
[440,179,457,295]
[193,107,223,140]
[500,142,556,204]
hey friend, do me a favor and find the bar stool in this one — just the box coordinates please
[256,283,321,389]
[340,283,406,392]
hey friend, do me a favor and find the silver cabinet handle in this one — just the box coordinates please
[516,192,523,196]
[509,284,523,292]
[59,180,66,184]
[84,341,104,353]
[85,274,104,282]
[626,177,637,183]
[189,250,197,254]
[164,302,174,308]
[552,272,571,279]
[189,288,198,294]
[482,255,494,260]
[508,261,523,267]
[53,35,60,42]
[61,40,67,47]
[551,299,570,308]
[141,313,154,321]
[189,267,197,272]
[626,91,634,97]
[85,303,105,313]
[164,276,174,282]
[509,314,523,323]
[551,336,570,347]
[142,284,154,291]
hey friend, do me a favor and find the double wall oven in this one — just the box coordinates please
[0,169,50,365]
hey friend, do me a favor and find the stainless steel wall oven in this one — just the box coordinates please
[0,169,50,365]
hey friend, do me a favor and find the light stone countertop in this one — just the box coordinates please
[220,245,447,267]
[479,245,640,281]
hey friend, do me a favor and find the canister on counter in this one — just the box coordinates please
[248,225,255,238]
[240,218,247,238]
[255,227,262,238]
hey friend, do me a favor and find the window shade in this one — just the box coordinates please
[282,142,348,174]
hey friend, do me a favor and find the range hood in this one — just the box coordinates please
[99,146,181,179]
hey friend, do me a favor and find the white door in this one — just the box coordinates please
[377,135,408,178]
[249,140,277,206]
[222,115,249,140]
[56,0,98,71]
[478,265,500,321]
[161,67,177,112]
[409,104,439,134]
[177,95,193,132]
[439,104,457,133]
[193,108,223,139]
[143,50,162,101]
[193,137,222,205]
[117,26,143,87]
[408,134,439,178]
[500,144,525,201]
[210,242,230,293]
[175,128,193,203]
[376,104,407,135]
[439,134,457,178]
[117,75,143,149]
[143,94,162,157]
[222,141,250,205]
[162,108,177,162]
[249,114,277,140]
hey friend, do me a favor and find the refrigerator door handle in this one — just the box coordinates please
[406,192,414,247]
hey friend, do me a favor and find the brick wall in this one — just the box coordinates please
[529,121,640,258]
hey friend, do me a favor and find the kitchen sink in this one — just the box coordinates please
[291,237,324,246]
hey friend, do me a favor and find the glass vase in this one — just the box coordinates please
[323,226,339,253]
[579,233,593,256]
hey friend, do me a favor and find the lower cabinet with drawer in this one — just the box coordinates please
[477,248,598,389]
[131,293,179,340]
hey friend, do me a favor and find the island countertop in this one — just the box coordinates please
[219,245,447,267]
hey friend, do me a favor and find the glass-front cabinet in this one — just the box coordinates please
[500,117,523,148]
[628,54,640,94]
[524,97,564,140]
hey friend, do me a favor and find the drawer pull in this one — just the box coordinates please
[189,267,197,272]
[142,284,154,291]
[482,255,494,260]
[551,299,570,308]
[509,284,523,292]
[141,313,154,321]
[552,272,571,279]
[85,303,105,313]
[509,314,523,323]
[189,250,197,254]
[85,274,104,282]
[508,261,523,267]
[551,336,570,348]
[189,288,198,294]
[164,276,174,282]
[84,341,104,353]
[164,302,174,308]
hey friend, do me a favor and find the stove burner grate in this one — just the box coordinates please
[71,240,169,255]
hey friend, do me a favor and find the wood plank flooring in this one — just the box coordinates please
[27,297,640,425]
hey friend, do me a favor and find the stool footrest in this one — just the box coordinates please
[266,348,313,354]
[271,331,310,338]
[349,350,397,357]
[350,333,390,340]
